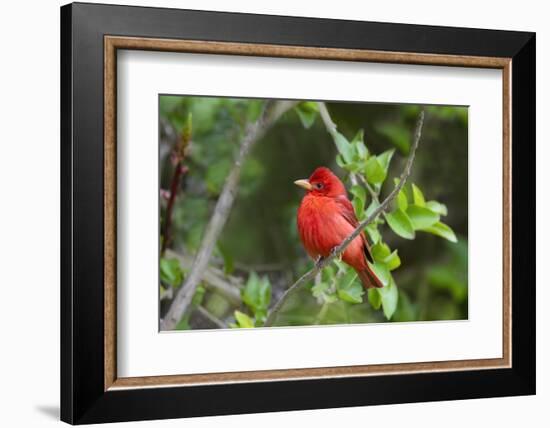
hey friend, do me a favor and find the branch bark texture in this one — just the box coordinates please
[264,109,425,327]
[161,100,297,330]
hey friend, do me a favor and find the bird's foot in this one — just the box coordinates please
[315,255,325,268]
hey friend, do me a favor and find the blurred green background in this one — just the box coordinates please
[159,95,468,330]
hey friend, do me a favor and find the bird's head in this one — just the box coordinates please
[294,167,347,197]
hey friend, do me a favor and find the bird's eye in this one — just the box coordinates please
[315,182,323,189]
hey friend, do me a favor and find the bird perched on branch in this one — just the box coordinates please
[295,167,383,289]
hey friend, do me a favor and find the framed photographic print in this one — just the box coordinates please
[60,2,535,424]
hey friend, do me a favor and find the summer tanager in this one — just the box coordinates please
[295,167,383,289]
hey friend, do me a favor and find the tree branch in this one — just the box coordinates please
[195,306,227,329]
[165,249,243,305]
[317,102,338,138]
[264,109,425,327]
[161,100,297,330]
[318,101,360,185]
[358,173,380,202]
[161,116,192,255]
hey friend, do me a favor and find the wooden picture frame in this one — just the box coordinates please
[61,2,535,424]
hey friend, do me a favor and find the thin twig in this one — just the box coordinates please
[317,102,338,137]
[317,102,360,187]
[161,120,191,255]
[161,100,297,330]
[161,163,187,254]
[358,173,380,203]
[319,102,382,227]
[165,249,242,305]
[195,306,227,329]
[264,109,425,327]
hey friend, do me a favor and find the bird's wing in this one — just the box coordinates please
[334,195,374,263]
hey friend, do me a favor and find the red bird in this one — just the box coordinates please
[295,167,383,289]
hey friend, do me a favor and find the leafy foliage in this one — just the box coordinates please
[240,272,272,325]
[303,103,458,321]
[159,96,468,329]
[160,258,184,288]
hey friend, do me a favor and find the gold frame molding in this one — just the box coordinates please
[104,35,512,391]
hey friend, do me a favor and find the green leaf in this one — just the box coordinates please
[335,154,346,169]
[347,162,362,173]
[352,198,363,218]
[350,185,366,216]
[234,310,254,328]
[393,178,411,202]
[378,278,399,320]
[421,221,458,243]
[369,242,401,271]
[383,250,401,271]
[333,258,348,273]
[294,102,319,129]
[371,241,391,262]
[325,294,339,304]
[321,264,336,282]
[406,205,440,230]
[365,224,381,243]
[333,132,354,163]
[411,183,426,207]
[312,272,339,304]
[369,262,391,287]
[368,289,382,310]
[351,128,365,145]
[336,270,364,304]
[364,156,386,184]
[397,188,408,211]
[351,129,368,159]
[160,258,184,287]
[241,272,271,317]
[385,209,415,239]
[377,149,395,174]
[311,281,330,299]
[350,185,366,207]
[338,287,364,304]
[217,243,234,275]
[426,200,448,216]
[365,199,380,218]
[191,285,206,306]
[354,141,368,160]
[338,269,360,292]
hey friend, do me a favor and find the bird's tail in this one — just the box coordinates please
[356,266,384,289]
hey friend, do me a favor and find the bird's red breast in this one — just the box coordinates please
[295,167,383,289]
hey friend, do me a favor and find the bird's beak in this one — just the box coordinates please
[294,179,313,191]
